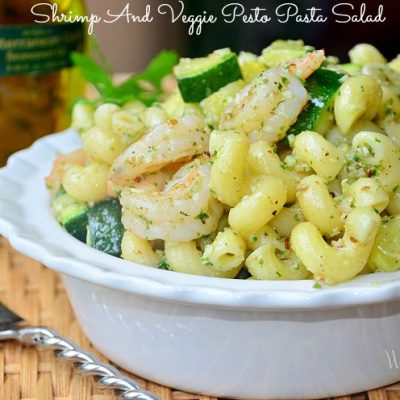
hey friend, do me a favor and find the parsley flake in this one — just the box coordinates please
[195,212,209,224]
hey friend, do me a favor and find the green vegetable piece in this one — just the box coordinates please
[259,39,314,67]
[87,199,124,257]
[200,79,245,128]
[157,257,171,271]
[195,212,209,224]
[288,68,345,136]
[55,186,67,198]
[72,50,179,105]
[71,52,114,97]
[260,49,306,67]
[174,48,243,102]
[338,63,362,75]
[115,50,179,103]
[368,215,400,272]
[63,212,88,243]
[235,268,251,280]
[52,192,88,243]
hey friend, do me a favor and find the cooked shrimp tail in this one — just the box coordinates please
[285,49,326,80]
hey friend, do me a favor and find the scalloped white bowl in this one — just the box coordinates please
[1,130,400,399]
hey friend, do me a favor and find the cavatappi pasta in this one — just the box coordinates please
[47,40,400,285]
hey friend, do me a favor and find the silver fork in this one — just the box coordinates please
[0,302,159,400]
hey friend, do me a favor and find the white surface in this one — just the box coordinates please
[1,130,400,398]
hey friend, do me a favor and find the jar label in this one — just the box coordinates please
[0,22,84,76]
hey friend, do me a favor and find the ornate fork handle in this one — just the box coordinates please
[1,326,159,400]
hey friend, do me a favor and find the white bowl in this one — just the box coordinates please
[1,130,400,399]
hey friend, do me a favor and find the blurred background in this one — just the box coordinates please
[86,0,399,72]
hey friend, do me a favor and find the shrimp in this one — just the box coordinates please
[106,160,190,197]
[220,50,325,144]
[107,169,171,197]
[110,108,209,185]
[285,49,326,80]
[120,158,223,241]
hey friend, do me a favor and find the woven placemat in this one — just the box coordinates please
[0,236,399,400]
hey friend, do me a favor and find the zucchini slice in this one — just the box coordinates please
[62,208,89,243]
[87,199,123,257]
[200,80,245,128]
[259,39,314,67]
[338,63,361,75]
[288,68,345,136]
[52,192,88,243]
[368,215,400,272]
[238,51,266,82]
[174,48,242,102]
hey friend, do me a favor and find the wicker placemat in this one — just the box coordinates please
[0,236,399,400]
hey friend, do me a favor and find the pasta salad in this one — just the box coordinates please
[46,40,400,285]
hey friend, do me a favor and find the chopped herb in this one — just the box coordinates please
[195,212,209,224]
[369,162,382,177]
[157,257,171,271]
[200,255,212,265]
[55,186,67,198]
[313,282,322,289]
[386,108,394,116]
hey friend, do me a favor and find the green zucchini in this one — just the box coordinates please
[259,39,314,67]
[174,48,242,103]
[238,51,266,82]
[368,215,400,272]
[52,192,88,243]
[200,79,245,128]
[338,63,361,75]
[157,256,171,271]
[235,267,251,280]
[288,68,345,136]
[62,207,88,243]
[87,199,123,257]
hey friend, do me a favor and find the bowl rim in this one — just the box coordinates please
[1,129,400,311]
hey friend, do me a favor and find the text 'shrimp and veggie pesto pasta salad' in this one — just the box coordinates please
[46,40,400,285]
